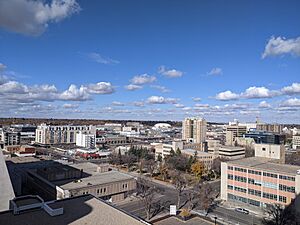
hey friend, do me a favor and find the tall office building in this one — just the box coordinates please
[182,117,207,143]
[225,124,247,146]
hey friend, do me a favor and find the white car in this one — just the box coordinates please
[235,207,249,214]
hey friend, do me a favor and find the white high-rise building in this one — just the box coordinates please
[182,117,207,144]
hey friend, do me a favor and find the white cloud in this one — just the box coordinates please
[262,36,300,58]
[216,86,280,101]
[130,74,156,85]
[158,65,183,78]
[86,82,115,94]
[242,86,279,99]
[112,101,124,106]
[133,101,145,107]
[192,97,201,102]
[124,84,143,91]
[147,96,179,104]
[281,98,300,107]
[0,0,80,36]
[150,85,170,93]
[194,103,209,108]
[87,52,119,65]
[63,103,78,109]
[207,67,222,76]
[215,90,239,101]
[174,103,184,108]
[59,84,90,101]
[0,81,28,94]
[281,83,300,95]
[259,101,271,108]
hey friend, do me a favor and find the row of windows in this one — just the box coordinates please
[235,167,247,173]
[96,187,107,194]
[263,172,278,178]
[227,167,295,183]
[248,188,261,197]
[234,175,247,183]
[279,175,295,182]
[263,192,277,201]
[229,187,289,204]
[279,184,295,193]
[279,196,287,203]
[234,186,247,193]
[248,169,262,176]
[228,194,261,207]
[262,181,277,190]
[248,178,262,186]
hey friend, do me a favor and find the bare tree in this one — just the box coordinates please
[170,170,188,208]
[197,182,216,213]
[145,159,157,177]
[136,177,161,221]
[263,203,299,225]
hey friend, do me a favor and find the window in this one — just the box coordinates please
[235,175,247,183]
[279,175,295,181]
[279,196,287,203]
[248,170,261,176]
[262,181,277,190]
[228,185,233,190]
[234,167,247,173]
[248,178,262,186]
[248,189,261,197]
[263,172,278,178]
[262,148,266,151]
[279,184,295,193]
[234,186,247,193]
[97,189,100,194]
[263,192,277,201]
[228,174,234,180]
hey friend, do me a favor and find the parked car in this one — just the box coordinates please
[235,207,249,214]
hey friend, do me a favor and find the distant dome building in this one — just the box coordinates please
[153,123,171,130]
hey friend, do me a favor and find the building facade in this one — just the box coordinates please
[221,158,300,208]
[182,117,207,144]
[225,125,247,146]
[292,135,300,150]
[218,146,245,160]
[75,131,96,149]
[35,124,96,145]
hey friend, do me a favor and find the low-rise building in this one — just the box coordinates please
[153,141,183,159]
[26,162,136,202]
[218,146,245,160]
[4,145,36,157]
[220,157,300,208]
[181,149,216,170]
[0,195,149,225]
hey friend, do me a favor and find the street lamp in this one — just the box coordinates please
[214,216,217,225]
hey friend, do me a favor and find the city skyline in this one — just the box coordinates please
[0,0,300,123]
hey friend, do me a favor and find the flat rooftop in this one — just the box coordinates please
[182,149,213,156]
[219,146,245,150]
[228,157,300,175]
[54,171,134,190]
[0,195,147,225]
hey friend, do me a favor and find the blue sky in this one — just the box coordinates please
[0,0,300,123]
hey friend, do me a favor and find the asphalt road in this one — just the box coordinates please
[210,206,262,225]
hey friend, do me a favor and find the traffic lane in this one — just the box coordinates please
[212,206,262,225]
